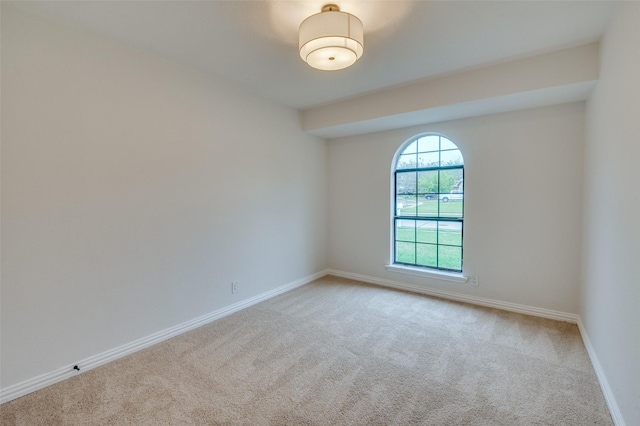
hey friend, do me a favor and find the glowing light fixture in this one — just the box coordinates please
[299,4,364,71]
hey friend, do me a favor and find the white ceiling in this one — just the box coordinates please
[8,1,616,110]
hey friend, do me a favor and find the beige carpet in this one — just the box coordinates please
[1,276,612,425]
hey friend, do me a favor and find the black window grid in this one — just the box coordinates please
[393,135,464,272]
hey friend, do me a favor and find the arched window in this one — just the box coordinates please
[393,134,464,272]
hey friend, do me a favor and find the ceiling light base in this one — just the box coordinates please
[321,4,340,13]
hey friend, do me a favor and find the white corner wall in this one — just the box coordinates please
[582,3,640,425]
[1,6,327,389]
[327,103,584,314]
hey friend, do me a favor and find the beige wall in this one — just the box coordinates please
[3,4,639,422]
[327,103,584,314]
[582,3,640,425]
[1,6,327,388]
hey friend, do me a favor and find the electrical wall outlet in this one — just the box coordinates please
[470,276,479,286]
[231,281,239,294]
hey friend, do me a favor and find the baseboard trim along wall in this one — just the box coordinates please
[577,318,627,426]
[2,268,625,426]
[325,269,579,323]
[0,270,326,404]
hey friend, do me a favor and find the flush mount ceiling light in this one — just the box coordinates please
[299,4,364,71]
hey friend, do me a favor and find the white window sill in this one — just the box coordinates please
[385,264,469,284]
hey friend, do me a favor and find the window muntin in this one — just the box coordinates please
[393,134,464,272]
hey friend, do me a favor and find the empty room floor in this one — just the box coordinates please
[0,276,612,425]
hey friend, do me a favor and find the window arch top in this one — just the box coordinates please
[396,134,463,170]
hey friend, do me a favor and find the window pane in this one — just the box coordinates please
[396,171,416,195]
[440,149,463,166]
[438,245,462,271]
[416,243,437,268]
[438,221,462,246]
[438,197,463,218]
[418,152,439,168]
[401,141,418,155]
[440,137,457,151]
[396,242,415,264]
[438,169,463,193]
[417,170,438,195]
[417,135,439,153]
[417,198,438,217]
[397,194,417,216]
[416,220,437,244]
[397,154,416,170]
[395,220,415,242]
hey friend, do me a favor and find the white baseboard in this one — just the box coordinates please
[326,269,579,323]
[0,270,327,404]
[3,268,625,426]
[577,318,626,426]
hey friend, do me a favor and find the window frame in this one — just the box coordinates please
[391,133,465,273]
